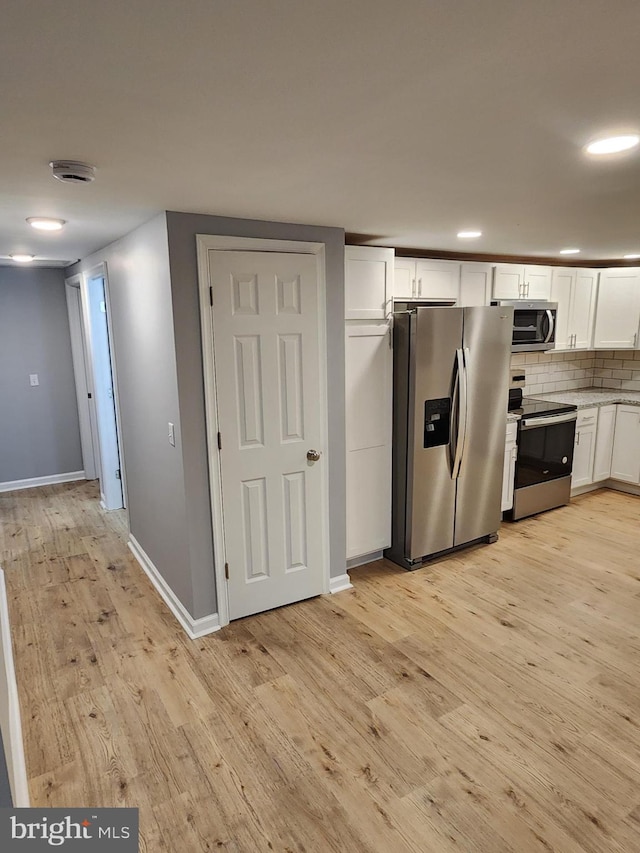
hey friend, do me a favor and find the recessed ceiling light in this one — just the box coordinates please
[585,134,640,155]
[623,253,640,259]
[559,248,581,255]
[457,230,482,239]
[10,254,35,263]
[26,217,66,231]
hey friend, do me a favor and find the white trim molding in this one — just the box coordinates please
[0,471,85,494]
[128,536,220,640]
[0,569,30,807]
[329,573,353,594]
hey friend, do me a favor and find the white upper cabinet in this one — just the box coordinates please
[460,262,492,306]
[593,268,640,349]
[493,264,552,300]
[345,246,394,320]
[393,258,417,299]
[393,259,460,301]
[415,260,460,301]
[550,267,597,350]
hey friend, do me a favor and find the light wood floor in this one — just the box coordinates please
[2,481,640,851]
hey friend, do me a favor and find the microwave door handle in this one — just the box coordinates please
[544,309,555,343]
[451,348,468,479]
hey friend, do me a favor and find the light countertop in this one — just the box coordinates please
[529,388,640,410]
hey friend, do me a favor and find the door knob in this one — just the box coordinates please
[307,449,321,462]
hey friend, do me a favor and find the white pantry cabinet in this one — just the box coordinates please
[345,246,394,319]
[393,259,460,302]
[610,405,640,484]
[345,322,392,559]
[551,268,598,350]
[460,262,492,306]
[571,408,598,488]
[493,264,552,300]
[593,405,617,482]
[593,268,640,349]
[501,421,518,512]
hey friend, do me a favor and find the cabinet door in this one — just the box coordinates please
[415,260,460,301]
[572,420,597,488]
[460,262,492,306]
[572,269,598,349]
[493,264,524,299]
[610,406,640,483]
[345,322,392,558]
[345,246,394,320]
[550,267,575,350]
[393,259,417,299]
[593,268,640,349]
[593,405,616,482]
[524,266,552,300]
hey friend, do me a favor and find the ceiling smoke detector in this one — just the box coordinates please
[49,160,96,184]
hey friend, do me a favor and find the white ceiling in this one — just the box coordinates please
[2,0,640,265]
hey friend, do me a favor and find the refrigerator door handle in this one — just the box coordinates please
[451,347,468,479]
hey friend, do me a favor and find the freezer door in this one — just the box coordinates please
[453,306,513,546]
[406,307,463,559]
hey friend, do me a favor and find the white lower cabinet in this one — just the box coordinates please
[593,405,616,482]
[345,321,392,559]
[501,421,518,512]
[572,408,598,488]
[610,405,640,484]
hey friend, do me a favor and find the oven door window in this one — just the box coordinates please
[516,420,576,488]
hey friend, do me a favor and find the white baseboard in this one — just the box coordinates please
[329,573,353,594]
[0,471,85,494]
[128,536,220,640]
[572,480,640,498]
[347,549,385,569]
[0,569,30,807]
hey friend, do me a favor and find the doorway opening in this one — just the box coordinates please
[65,265,125,511]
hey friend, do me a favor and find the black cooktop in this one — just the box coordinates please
[514,396,578,418]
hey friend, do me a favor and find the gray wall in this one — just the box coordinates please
[66,215,204,617]
[0,267,82,484]
[165,211,346,607]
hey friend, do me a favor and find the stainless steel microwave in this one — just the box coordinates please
[491,300,557,352]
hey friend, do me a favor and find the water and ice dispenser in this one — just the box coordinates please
[423,397,451,448]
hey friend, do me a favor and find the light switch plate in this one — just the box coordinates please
[29,374,39,386]
[168,422,175,446]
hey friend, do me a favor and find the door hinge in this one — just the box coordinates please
[115,469,121,480]
[209,286,213,307]
[87,392,92,399]
[224,562,229,580]
[217,431,222,450]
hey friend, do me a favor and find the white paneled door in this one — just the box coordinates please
[209,250,328,620]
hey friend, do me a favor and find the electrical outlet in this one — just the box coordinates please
[29,374,39,386]
[168,422,175,446]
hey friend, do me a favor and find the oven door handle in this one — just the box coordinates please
[521,411,577,429]
[543,309,555,343]
[451,347,469,478]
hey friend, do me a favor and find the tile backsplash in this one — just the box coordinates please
[511,350,640,396]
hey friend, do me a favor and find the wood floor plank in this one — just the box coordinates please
[2,480,640,851]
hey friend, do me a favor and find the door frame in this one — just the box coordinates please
[81,262,128,509]
[65,274,98,480]
[196,234,331,628]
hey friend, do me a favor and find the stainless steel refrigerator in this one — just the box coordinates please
[385,305,513,569]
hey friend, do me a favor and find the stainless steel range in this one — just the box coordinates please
[508,392,578,520]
